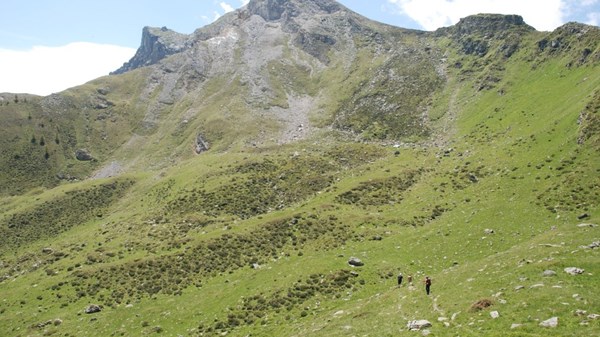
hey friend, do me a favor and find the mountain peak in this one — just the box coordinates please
[438,13,535,37]
[111,26,189,75]
[246,0,342,21]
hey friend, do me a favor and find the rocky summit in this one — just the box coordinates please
[0,0,599,336]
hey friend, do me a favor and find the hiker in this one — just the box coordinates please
[397,273,403,286]
[424,276,432,295]
[407,275,413,285]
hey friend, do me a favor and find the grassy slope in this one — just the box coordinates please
[1,33,599,337]
[0,69,151,195]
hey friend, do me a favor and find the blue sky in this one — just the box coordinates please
[1,0,598,95]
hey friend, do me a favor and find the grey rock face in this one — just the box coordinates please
[111,26,189,74]
[248,0,288,21]
[449,14,534,36]
[247,0,341,22]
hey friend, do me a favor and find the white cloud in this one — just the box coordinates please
[387,0,566,31]
[0,43,135,96]
[239,0,249,5]
[220,2,235,13]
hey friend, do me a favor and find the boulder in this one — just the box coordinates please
[577,223,597,228]
[348,257,364,267]
[84,304,102,314]
[588,314,600,320]
[564,267,585,275]
[75,149,94,161]
[96,87,110,95]
[510,323,523,329]
[484,229,495,235]
[587,241,599,249]
[542,270,557,277]
[539,316,558,328]
[490,311,500,319]
[195,134,210,154]
[577,213,589,220]
[407,319,432,330]
[35,319,62,328]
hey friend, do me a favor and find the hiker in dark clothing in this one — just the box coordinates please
[397,273,403,286]
[424,276,432,295]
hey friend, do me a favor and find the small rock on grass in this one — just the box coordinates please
[407,320,432,330]
[564,267,585,275]
[84,304,102,314]
[539,317,558,328]
[348,257,364,267]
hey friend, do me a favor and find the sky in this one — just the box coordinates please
[1,0,598,96]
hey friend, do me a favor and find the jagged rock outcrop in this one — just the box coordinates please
[111,26,189,74]
[436,14,535,58]
[446,14,534,36]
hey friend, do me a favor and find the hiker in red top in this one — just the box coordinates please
[424,276,432,295]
